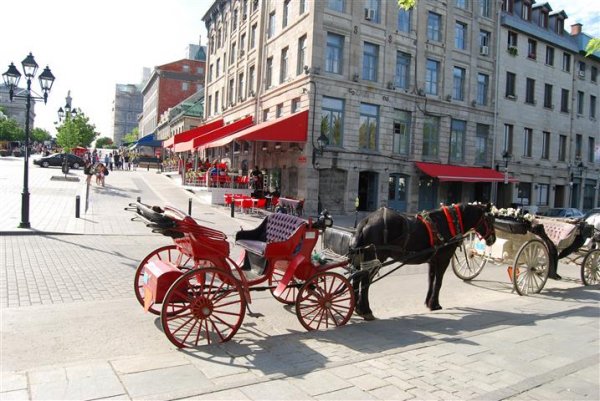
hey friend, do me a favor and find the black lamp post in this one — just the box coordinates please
[57,91,77,174]
[3,53,55,228]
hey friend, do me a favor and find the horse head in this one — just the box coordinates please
[466,202,496,246]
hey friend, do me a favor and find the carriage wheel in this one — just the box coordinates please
[134,245,195,314]
[295,272,355,331]
[512,239,549,296]
[452,232,488,281]
[581,249,600,286]
[161,267,246,348]
[268,261,303,305]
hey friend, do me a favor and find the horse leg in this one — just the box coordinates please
[427,258,450,311]
[425,264,435,308]
[352,271,375,321]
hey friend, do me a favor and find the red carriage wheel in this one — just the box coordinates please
[161,267,246,348]
[295,272,355,331]
[269,261,303,305]
[134,245,195,314]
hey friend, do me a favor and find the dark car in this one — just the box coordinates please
[583,208,600,219]
[539,207,584,218]
[33,153,85,169]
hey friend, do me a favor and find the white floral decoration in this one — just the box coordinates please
[490,206,534,222]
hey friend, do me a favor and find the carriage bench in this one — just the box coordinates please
[235,213,307,259]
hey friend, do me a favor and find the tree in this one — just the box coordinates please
[95,136,114,148]
[586,38,600,57]
[55,112,98,152]
[0,117,24,141]
[31,128,52,143]
[397,0,416,10]
[122,128,139,145]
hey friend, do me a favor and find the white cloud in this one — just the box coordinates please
[548,0,600,36]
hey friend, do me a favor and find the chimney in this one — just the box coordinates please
[570,23,582,35]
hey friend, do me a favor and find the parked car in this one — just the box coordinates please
[33,153,85,169]
[583,208,600,219]
[538,207,584,218]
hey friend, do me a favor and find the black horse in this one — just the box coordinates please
[349,203,496,320]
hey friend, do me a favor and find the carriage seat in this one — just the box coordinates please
[322,227,354,257]
[534,217,579,250]
[235,213,307,257]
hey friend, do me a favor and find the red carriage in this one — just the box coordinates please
[129,202,355,348]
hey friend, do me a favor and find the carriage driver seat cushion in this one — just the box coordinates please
[235,213,306,257]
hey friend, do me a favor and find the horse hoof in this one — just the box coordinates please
[549,273,562,280]
[361,313,376,321]
[429,304,442,311]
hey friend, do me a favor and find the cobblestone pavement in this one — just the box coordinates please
[1,156,599,400]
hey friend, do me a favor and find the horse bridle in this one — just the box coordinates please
[475,211,496,242]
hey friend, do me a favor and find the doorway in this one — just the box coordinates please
[388,174,408,212]
[358,171,378,211]
[418,177,438,210]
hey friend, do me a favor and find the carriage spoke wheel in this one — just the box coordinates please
[134,245,195,314]
[269,262,303,305]
[512,239,549,296]
[161,268,246,348]
[452,232,488,281]
[581,249,600,286]
[295,272,355,331]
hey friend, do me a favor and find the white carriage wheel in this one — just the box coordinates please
[581,249,600,286]
[512,239,549,296]
[452,231,488,281]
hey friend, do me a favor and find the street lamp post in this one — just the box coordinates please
[3,53,55,228]
[57,91,78,175]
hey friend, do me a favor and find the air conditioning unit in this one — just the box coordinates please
[578,70,585,78]
[480,45,489,55]
[364,8,375,21]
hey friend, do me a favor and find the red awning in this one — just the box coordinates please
[415,162,518,183]
[191,115,255,151]
[203,110,308,149]
[167,119,224,151]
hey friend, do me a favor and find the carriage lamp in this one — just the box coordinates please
[3,53,55,228]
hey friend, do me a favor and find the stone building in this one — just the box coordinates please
[155,89,204,142]
[496,0,599,213]
[111,84,142,145]
[0,84,34,131]
[200,0,598,215]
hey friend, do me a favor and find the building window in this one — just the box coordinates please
[283,0,289,28]
[214,91,219,114]
[477,73,489,106]
[508,31,518,48]
[280,47,288,83]
[525,78,535,104]
[240,34,246,55]
[216,58,221,77]
[592,66,598,83]
[542,131,550,159]
[297,35,306,75]
[522,1,531,20]
[480,30,491,51]
[232,9,238,31]
[480,0,490,18]
[291,97,300,113]
[230,43,236,64]
[558,134,567,161]
[328,0,344,12]
[589,137,595,163]
[562,53,571,72]
[397,7,411,32]
[527,39,537,59]
[395,52,410,90]
[325,33,344,74]
[561,89,569,113]
[238,73,244,100]
[426,59,439,95]
[321,97,344,147]
[455,22,467,50]
[251,24,257,48]
[365,0,381,23]
[506,72,516,98]
[263,108,269,122]
[252,0,258,13]
[540,10,548,28]
[504,124,514,154]
[393,109,411,155]
[228,78,234,105]
[577,91,585,115]
[456,0,467,9]
[575,134,582,159]
[453,67,466,101]
[523,127,533,157]
[503,0,514,13]
[537,184,549,206]
[578,61,586,79]
[276,103,283,118]
[266,57,273,88]
[268,12,276,39]
[208,64,213,82]
[591,95,597,119]
[423,116,440,158]
[300,0,306,14]
[556,17,564,34]
[427,12,442,41]
[207,95,212,116]
[545,46,554,66]
[544,84,553,108]
[362,42,379,81]
[248,65,255,95]
[359,103,378,150]
[450,119,466,162]
[475,124,489,165]
[182,82,189,91]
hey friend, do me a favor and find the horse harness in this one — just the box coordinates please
[417,205,464,247]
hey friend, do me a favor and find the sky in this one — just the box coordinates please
[1,0,598,140]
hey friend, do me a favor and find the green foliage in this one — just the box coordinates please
[55,112,98,152]
[122,129,139,145]
[31,128,52,143]
[95,137,114,148]
[0,117,24,141]
[586,38,600,57]
[397,0,416,10]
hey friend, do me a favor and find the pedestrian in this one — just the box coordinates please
[114,153,121,170]
[83,160,94,186]
[104,153,109,169]
[132,155,138,171]
[95,163,105,186]
[109,153,114,171]
[124,153,130,170]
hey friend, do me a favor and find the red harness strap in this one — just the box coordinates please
[442,205,464,238]
[442,207,457,237]
[454,204,464,233]
[417,214,435,247]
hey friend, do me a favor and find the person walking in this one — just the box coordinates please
[83,160,94,186]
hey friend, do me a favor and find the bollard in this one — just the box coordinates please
[75,195,80,218]
[188,198,192,216]
[137,196,141,203]
[230,200,235,218]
